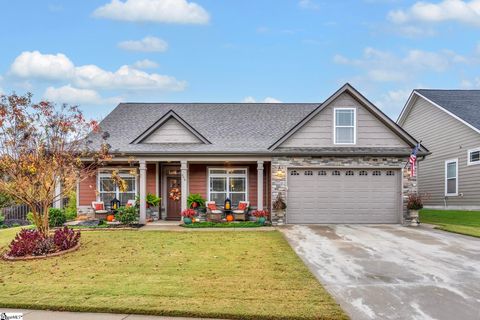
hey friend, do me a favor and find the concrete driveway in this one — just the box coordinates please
[281,225,480,320]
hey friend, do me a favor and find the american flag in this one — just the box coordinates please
[409,143,420,177]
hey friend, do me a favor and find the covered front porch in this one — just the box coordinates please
[78,157,271,224]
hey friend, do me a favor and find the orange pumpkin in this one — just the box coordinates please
[226,214,234,222]
[107,214,115,222]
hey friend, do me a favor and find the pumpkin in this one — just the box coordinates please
[107,214,115,222]
[226,214,234,222]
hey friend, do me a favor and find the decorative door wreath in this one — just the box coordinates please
[168,187,181,201]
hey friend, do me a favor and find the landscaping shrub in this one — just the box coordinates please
[115,206,138,225]
[53,227,81,251]
[32,237,55,256]
[0,213,4,226]
[26,212,34,225]
[49,208,67,227]
[64,192,77,221]
[8,229,45,257]
[407,193,424,210]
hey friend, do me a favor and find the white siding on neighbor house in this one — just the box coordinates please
[142,118,202,144]
[402,96,480,209]
[280,92,408,148]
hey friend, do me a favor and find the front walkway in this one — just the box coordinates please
[280,224,480,320]
[1,309,224,320]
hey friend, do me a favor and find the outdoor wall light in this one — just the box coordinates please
[275,169,285,178]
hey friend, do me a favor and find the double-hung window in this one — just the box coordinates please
[208,168,247,206]
[445,159,458,196]
[334,108,356,144]
[98,169,137,207]
[467,148,480,166]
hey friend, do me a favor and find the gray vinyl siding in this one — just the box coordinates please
[280,92,408,148]
[402,96,480,208]
[142,118,202,144]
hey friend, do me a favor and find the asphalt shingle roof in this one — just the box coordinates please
[89,103,320,154]
[416,89,480,131]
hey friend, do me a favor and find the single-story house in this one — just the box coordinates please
[78,83,427,224]
[398,89,480,210]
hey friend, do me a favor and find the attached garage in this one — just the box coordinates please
[287,168,402,224]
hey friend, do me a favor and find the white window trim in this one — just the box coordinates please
[445,159,458,197]
[97,168,138,203]
[207,167,248,204]
[467,147,480,166]
[333,107,356,145]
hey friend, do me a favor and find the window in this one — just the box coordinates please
[290,170,299,176]
[345,170,354,176]
[98,169,137,207]
[386,170,395,176]
[332,170,341,176]
[334,108,356,144]
[468,148,480,166]
[359,170,368,176]
[445,159,458,196]
[304,170,313,176]
[318,170,327,176]
[372,170,381,176]
[208,168,247,205]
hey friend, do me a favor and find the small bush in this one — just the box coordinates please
[407,193,424,210]
[64,192,77,221]
[8,229,45,257]
[53,227,81,251]
[32,237,55,256]
[181,208,196,219]
[26,212,34,225]
[49,208,67,227]
[115,206,138,225]
[0,213,4,226]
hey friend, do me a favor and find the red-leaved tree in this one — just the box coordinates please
[0,93,110,236]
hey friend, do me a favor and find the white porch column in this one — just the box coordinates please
[53,177,62,209]
[257,161,264,210]
[180,160,188,213]
[139,160,147,224]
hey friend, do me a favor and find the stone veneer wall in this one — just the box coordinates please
[270,156,417,225]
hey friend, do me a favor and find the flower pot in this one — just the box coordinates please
[183,217,192,225]
[409,209,419,226]
[192,202,198,208]
[257,217,266,225]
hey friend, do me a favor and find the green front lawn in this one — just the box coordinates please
[420,209,480,238]
[0,229,347,320]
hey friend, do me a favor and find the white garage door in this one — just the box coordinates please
[287,168,401,224]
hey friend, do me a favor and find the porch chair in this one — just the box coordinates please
[91,201,108,219]
[232,201,249,221]
[206,201,223,221]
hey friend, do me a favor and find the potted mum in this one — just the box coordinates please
[181,209,196,225]
[252,210,269,225]
[407,193,423,226]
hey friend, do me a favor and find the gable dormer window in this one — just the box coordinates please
[334,108,356,144]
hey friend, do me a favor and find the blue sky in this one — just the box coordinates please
[1,0,479,120]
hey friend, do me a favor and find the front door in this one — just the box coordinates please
[166,176,182,220]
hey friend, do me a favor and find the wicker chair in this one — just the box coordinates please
[206,201,223,221]
[91,201,108,219]
[232,201,249,221]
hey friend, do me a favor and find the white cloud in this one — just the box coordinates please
[299,0,320,10]
[132,59,159,69]
[93,0,210,24]
[9,51,186,92]
[118,36,168,52]
[395,25,436,38]
[460,77,480,88]
[43,85,121,105]
[388,0,480,26]
[10,51,75,80]
[242,96,282,103]
[334,47,469,83]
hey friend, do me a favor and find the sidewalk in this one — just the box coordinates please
[1,309,223,320]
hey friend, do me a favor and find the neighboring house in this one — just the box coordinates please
[78,84,425,224]
[398,89,480,210]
